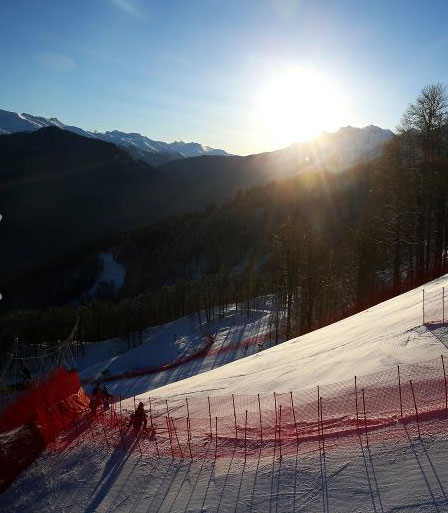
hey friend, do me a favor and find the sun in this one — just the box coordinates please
[254,66,347,149]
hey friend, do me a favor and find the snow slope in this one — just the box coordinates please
[78,302,274,399]
[144,275,448,402]
[2,277,448,512]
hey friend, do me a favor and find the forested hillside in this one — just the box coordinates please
[1,85,447,353]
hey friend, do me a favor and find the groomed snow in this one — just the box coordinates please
[143,275,448,402]
[3,276,448,512]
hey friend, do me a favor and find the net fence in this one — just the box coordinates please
[55,354,448,460]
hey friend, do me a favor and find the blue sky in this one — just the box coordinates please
[1,0,448,155]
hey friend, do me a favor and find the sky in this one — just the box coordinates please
[1,0,448,155]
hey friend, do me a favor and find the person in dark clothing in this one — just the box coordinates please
[129,402,147,433]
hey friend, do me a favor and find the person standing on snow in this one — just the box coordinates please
[129,402,148,433]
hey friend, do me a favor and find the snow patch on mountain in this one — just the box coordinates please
[0,108,230,163]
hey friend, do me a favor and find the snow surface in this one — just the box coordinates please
[87,252,126,298]
[140,275,448,403]
[78,302,274,399]
[3,276,448,512]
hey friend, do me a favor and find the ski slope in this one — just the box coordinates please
[77,299,275,399]
[2,276,448,513]
[139,274,448,403]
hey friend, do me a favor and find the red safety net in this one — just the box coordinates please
[86,331,273,385]
[63,355,448,461]
[0,367,89,491]
[0,367,89,443]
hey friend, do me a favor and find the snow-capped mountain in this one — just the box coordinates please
[0,108,230,165]
[284,124,395,171]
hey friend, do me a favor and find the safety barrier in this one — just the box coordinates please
[0,367,89,491]
[56,354,448,461]
[85,332,216,385]
[86,331,272,385]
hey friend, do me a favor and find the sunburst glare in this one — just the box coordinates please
[254,66,348,149]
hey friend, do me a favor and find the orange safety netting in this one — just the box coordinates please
[57,355,448,461]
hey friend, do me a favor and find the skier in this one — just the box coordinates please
[129,402,148,433]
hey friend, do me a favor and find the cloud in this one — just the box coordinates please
[110,0,142,18]
[35,52,78,72]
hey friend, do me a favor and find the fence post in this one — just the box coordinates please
[317,385,322,454]
[215,417,218,459]
[258,393,263,442]
[354,375,360,432]
[273,392,278,454]
[319,397,326,466]
[442,355,448,411]
[397,365,403,419]
[232,394,238,439]
[422,289,425,325]
[171,417,184,458]
[244,410,248,462]
[185,398,192,458]
[290,391,299,444]
[278,404,283,460]
[409,380,421,438]
[443,287,445,324]
[166,416,174,459]
[361,389,369,447]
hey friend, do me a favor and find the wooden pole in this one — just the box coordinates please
[410,380,421,438]
[258,393,263,442]
[244,410,248,462]
[278,405,283,460]
[215,417,218,459]
[274,392,278,450]
[166,416,174,459]
[361,389,369,447]
[232,394,238,439]
[354,375,360,432]
[317,386,322,454]
[443,287,445,324]
[319,397,326,464]
[171,417,184,458]
[397,365,403,418]
[422,289,425,325]
[442,355,448,411]
[290,391,299,444]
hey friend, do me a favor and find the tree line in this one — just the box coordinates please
[1,83,447,361]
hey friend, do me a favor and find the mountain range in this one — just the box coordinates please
[0,116,395,305]
[0,108,230,165]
